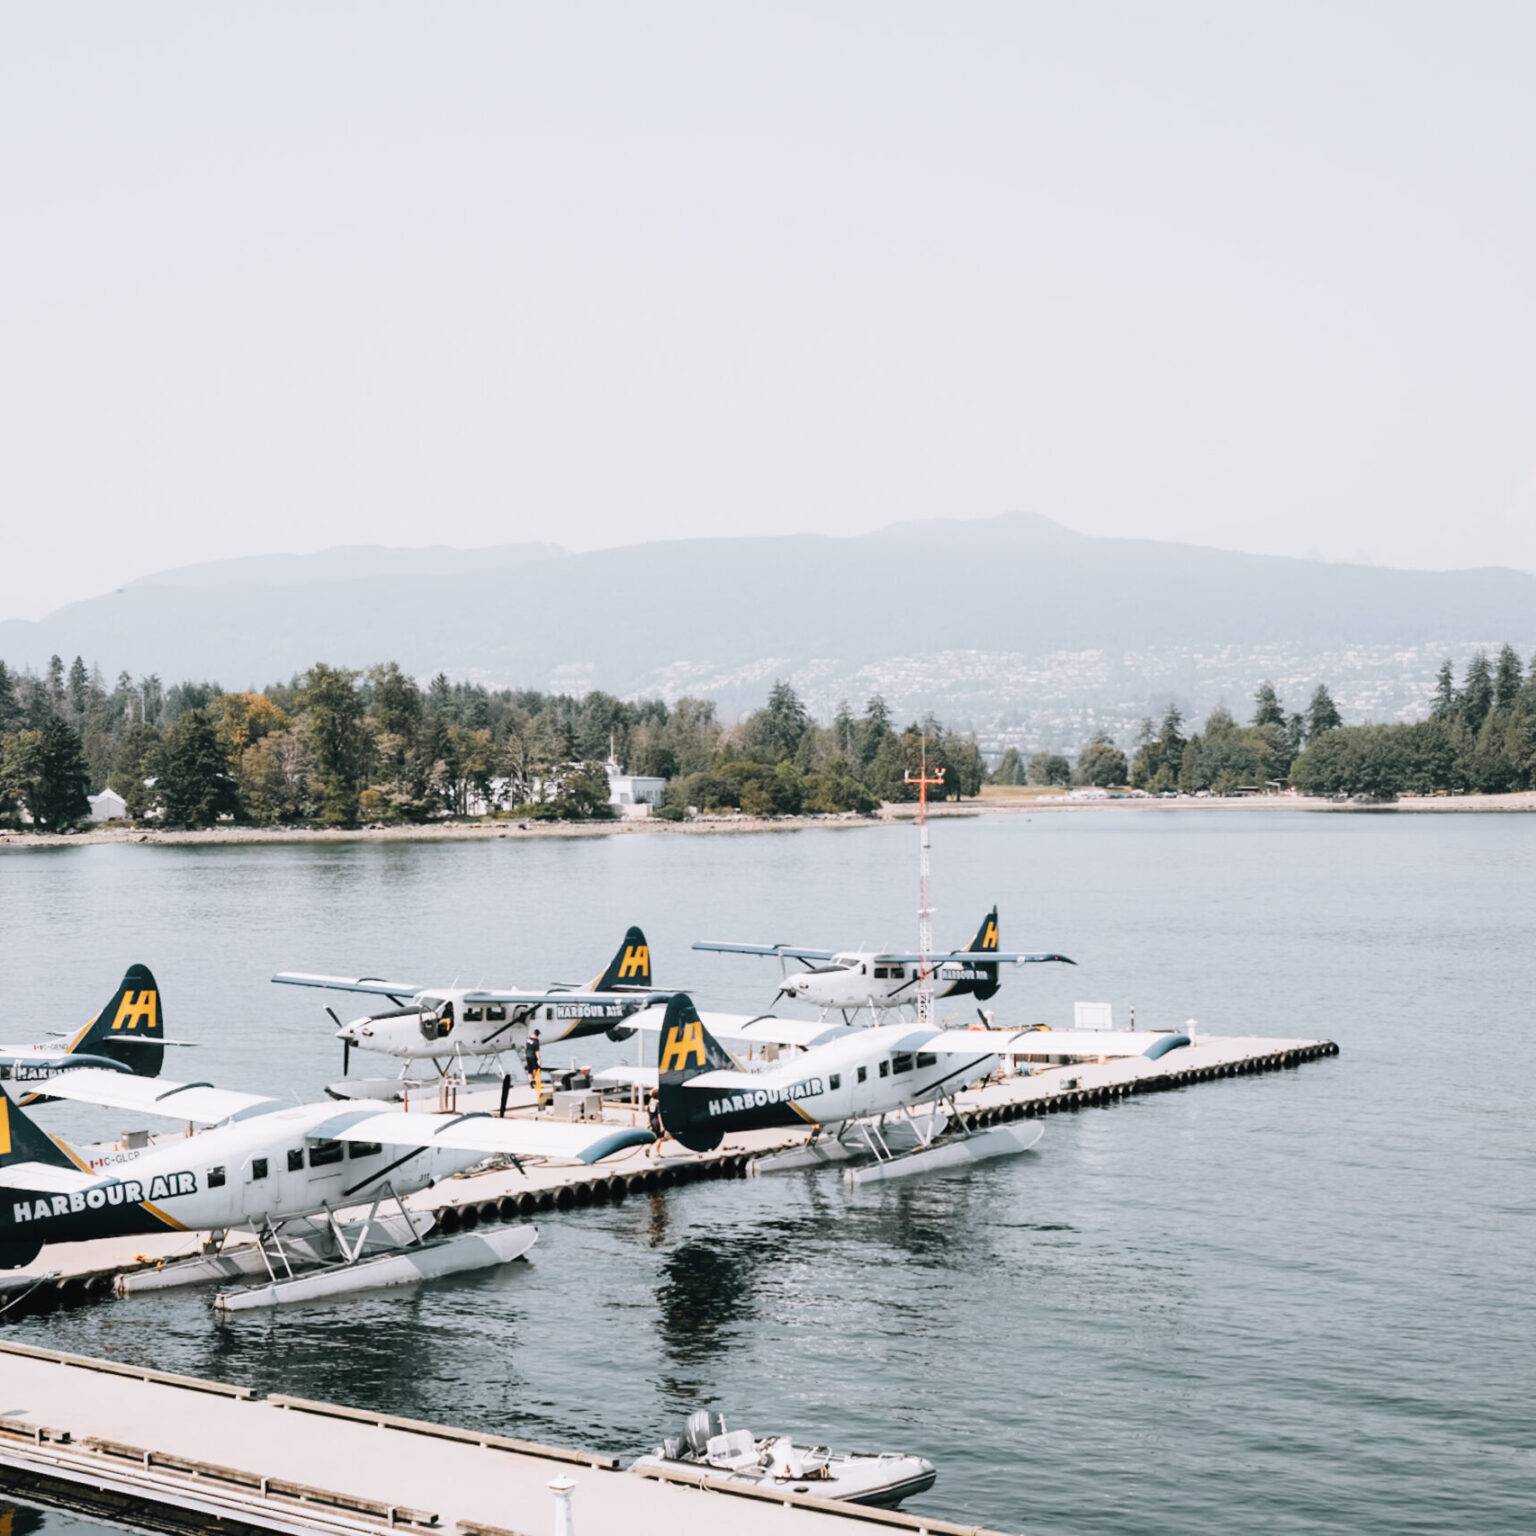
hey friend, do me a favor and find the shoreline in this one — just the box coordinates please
[1,789,1532,851]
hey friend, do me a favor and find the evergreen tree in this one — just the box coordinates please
[744,681,811,763]
[1252,681,1285,729]
[66,656,89,721]
[1430,660,1457,720]
[1306,684,1342,739]
[991,747,1024,785]
[1460,653,1494,736]
[1026,751,1071,786]
[156,709,240,827]
[1493,644,1523,713]
[0,661,17,731]
[859,695,892,767]
[1074,734,1128,788]
[20,715,91,828]
[1285,712,1307,756]
[45,655,65,706]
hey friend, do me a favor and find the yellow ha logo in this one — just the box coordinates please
[980,921,998,951]
[659,1019,706,1074]
[111,990,159,1031]
[0,1097,11,1157]
[617,945,650,980]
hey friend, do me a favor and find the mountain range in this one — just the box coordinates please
[4,514,1533,752]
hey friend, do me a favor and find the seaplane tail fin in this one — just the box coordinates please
[67,964,165,1079]
[945,909,1002,1001]
[0,1085,79,1269]
[593,927,653,991]
[656,994,733,1153]
[0,1085,77,1173]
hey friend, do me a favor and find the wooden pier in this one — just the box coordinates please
[0,1340,1004,1536]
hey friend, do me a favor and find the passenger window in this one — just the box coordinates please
[347,1141,382,1159]
[208,1166,226,1188]
[856,1066,867,1084]
[248,1158,268,1182]
[873,967,889,980]
[829,1074,841,1090]
[545,1007,554,1021]
[892,967,906,981]
[308,1141,344,1168]
[287,1148,304,1172]
[878,1060,890,1078]
[916,1052,937,1068]
[464,1006,484,1022]
[892,1053,914,1075]
[486,1005,507,1022]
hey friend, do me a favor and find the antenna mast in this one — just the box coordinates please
[904,740,946,1027]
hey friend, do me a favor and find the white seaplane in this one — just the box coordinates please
[0,1067,652,1309]
[693,908,1074,1021]
[272,927,666,1092]
[0,964,184,1103]
[604,994,1190,1183]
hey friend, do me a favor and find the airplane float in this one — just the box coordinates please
[272,927,666,1086]
[605,994,1190,1183]
[0,964,178,1102]
[0,1067,652,1308]
[694,908,1075,1020]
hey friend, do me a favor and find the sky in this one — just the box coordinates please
[3,2,1535,621]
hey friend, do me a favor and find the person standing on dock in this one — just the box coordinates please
[645,1092,670,1159]
[524,1028,543,1105]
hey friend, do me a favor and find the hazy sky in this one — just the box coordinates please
[4,2,1535,621]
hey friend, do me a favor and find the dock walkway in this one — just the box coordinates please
[0,1341,1001,1536]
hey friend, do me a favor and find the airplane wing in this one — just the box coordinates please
[914,1028,1191,1059]
[458,989,675,1008]
[305,1109,652,1165]
[875,951,1077,966]
[36,1068,281,1125]
[692,943,839,962]
[619,1006,856,1051]
[272,972,425,999]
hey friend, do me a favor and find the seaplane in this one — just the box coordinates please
[604,994,1190,1184]
[0,1066,653,1310]
[0,964,179,1103]
[694,908,1074,1022]
[272,927,667,1092]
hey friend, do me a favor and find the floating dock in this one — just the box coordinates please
[0,1340,1005,1536]
[0,1032,1337,1318]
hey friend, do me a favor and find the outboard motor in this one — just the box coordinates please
[685,1409,714,1456]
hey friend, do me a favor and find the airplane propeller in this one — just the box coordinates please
[325,1006,351,1077]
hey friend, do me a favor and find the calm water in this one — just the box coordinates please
[1,812,1532,1534]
